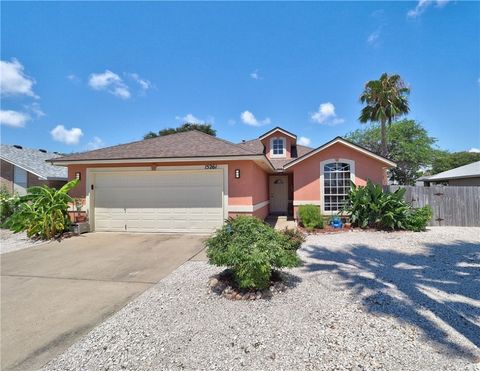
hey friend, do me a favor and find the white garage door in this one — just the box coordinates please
[93,170,224,233]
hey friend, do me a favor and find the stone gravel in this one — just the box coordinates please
[43,227,480,371]
[0,229,47,254]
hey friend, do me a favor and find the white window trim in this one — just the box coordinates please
[320,158,355,215]
[270,137,286,158]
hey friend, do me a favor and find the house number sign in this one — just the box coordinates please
[205,164,217,170]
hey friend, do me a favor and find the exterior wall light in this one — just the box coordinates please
[235,169,241,179]
[75,172,81,180]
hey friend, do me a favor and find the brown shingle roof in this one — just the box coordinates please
[52,131,260,162]
[236,139,314,170]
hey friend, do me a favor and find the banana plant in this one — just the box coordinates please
[5,179,79,239]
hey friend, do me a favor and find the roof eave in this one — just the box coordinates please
[283,137,397,169]
[258,127,297,141]
[49,154,273,167]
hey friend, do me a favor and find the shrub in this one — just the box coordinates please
[206,216,300,289]
[298,204,324,230]
[4,179,79,240]
[0,186,19,224]
[406,206,432,232]
[343,180,431,231]
[280,227,305,250]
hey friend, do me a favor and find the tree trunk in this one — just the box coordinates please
[380,120,388,157]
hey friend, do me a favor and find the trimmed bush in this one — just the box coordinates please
[298,204,324,230]
[206,216,300,289]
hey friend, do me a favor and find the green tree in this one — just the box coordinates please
[144,123,216,139]
[430,150,480,175]
[346,120,436,185]
[359,73,410,157]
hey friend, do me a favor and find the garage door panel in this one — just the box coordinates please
[93,170,224,233]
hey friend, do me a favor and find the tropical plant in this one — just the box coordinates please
[4,179,79,239]
[343,180,431,231]
[206,216,300,289]
[144,123,216,139]
[346,119,436,184]
[359,73,410,157]
[298,204,324,230]
[0,186,19,224]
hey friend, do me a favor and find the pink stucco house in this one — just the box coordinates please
[50,127,395,233]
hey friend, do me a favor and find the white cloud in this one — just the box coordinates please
[86,136,106,150]
[0,110,30,127]
[129,73,151,91]
[367,29,381,45]
[468,147,480,153]
[0,59,37,98]
[311,102,345,125]
[240,110,271,127]
[24,102,45,118]
[176,113,201,124]
[67,74,80,83]
[175,113,214,124]
[88,70,131,99]
[407,0,451,17]
[250,69,262,80]
[298,136,311,146]
[50,125,83,145]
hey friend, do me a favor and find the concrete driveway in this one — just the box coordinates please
[1,232,207,371]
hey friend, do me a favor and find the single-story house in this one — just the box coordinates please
[1,144,68,195]
[49,127,396,233]
[418,161,480,186]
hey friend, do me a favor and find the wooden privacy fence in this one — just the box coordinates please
[385,186,480,227]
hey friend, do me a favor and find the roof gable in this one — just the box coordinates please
[283,137,396,169]
[0,144,67,180]
[258,127,297,140]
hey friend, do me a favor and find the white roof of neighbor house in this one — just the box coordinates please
[423,161,480,181]
[0,144,67,180]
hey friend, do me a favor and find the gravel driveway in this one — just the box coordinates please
[0,229,47,254]
[42,227,480,371]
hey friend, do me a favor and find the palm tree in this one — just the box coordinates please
[359,73,410,157]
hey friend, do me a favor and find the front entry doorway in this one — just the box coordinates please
[269,175,288,215]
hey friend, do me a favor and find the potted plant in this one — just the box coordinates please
[75,199,86,223]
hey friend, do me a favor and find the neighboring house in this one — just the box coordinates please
[49,127,395,233]
[418,161,480,186]
[1,144,68,195]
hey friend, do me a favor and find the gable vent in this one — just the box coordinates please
[39,149,47,153]
[13,145,23,149]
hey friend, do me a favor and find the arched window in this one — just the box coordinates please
[322,161,354,212]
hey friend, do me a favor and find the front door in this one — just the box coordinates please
[269,175,288,214]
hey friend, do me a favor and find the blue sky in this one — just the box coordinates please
[1,1,479,154]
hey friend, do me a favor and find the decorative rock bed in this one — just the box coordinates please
[208,269,296,300]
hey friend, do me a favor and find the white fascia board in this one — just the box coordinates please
[259,128,297,140]
[50,155,271,167]
[284,138,396,169]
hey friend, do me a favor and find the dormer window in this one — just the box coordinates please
[271,137,286,157]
